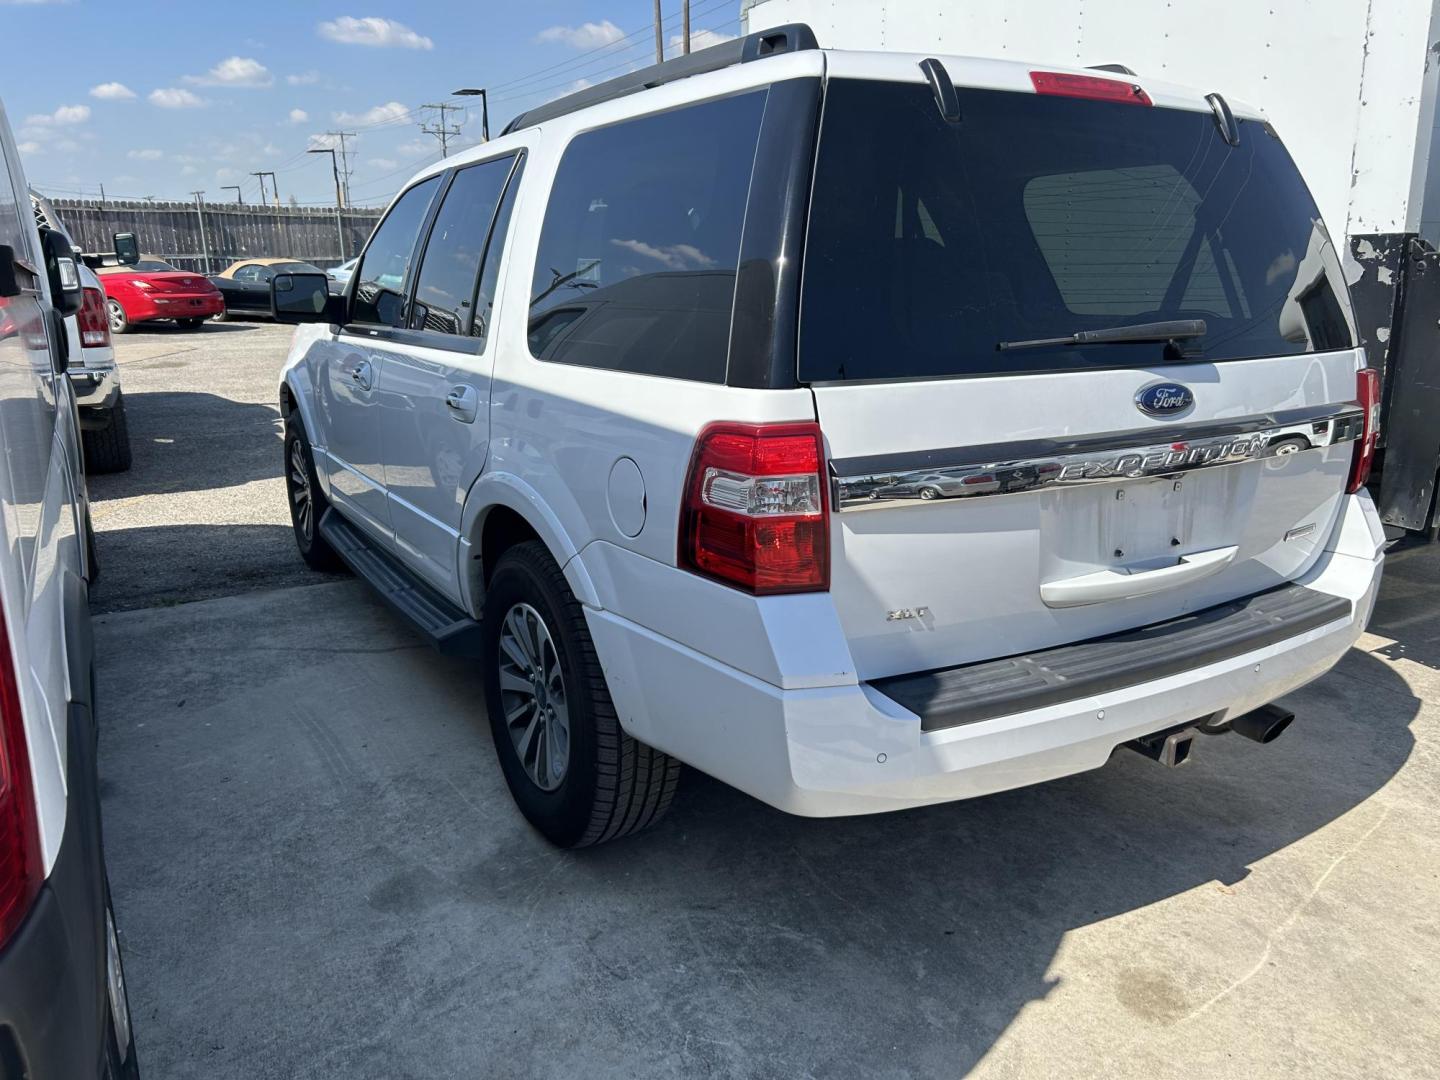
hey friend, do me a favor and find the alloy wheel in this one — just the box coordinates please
[106,300,125,333]
[287,439,313,541]
[497,602,570,792]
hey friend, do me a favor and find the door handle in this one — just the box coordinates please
[347,361,372,390]
[444,385,478,423]
[1039,546,1239,608]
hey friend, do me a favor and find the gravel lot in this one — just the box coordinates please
[91,320,1440,1080]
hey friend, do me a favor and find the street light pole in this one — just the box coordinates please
[451,88,489,141]
[190,190,211,274]
[221,185,243,204]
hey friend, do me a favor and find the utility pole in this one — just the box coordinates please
[251,171,268,205]
[452,88,489,141]
[419,103,463,157]
[308,149,348,260]
[326,131,356,206]
[260,171,279,207]
[221,185,243,204]
[653,0,664,63]
[191,191,212,274]
[683,0,691,54]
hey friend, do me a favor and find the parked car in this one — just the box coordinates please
[326,256,357,293]
[0,98,141,1077]
[211,258,324,319]
[273,27,1384,848]
[30,191,132,472]
[97,256,222,333]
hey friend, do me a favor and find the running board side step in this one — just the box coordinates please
[319,508,484,657]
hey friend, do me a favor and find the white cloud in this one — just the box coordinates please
[369,157,397,171]
[186,56,273,88]
[317,16,432,50]
[16,141,40,155]
[537,20,624,49]
[289,108,309,124]
[307,132,341,151]
[286,71,320,86]
[89,82,136,101]
[150,88,206,109]
[181,164,199,176]
[127,148,164,161]
[25,104,90,127]
[216,167,239,181]
[670,28,735,52]
[396,138,429,156]
[333,101,408,127]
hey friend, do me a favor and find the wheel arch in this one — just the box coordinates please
[458,472,599,617]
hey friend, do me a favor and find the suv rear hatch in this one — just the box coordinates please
[801,64,1364,681]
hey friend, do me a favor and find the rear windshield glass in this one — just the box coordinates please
[799,81,1355,382]
[104,259,176,273]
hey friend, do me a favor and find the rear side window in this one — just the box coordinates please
[527,90,767,382]
[800,81,1355,382]
[353,174,441,327]
[411,155,516,338]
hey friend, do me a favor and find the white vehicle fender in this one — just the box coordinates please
[457,470,600,615]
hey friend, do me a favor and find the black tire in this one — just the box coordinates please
[82,394,133,474]
[284,413,343,572]
[106,299,129,335]
[481,541,680,847]
[177,317,204,329]
[100,893,140,1080]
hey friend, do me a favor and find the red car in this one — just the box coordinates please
[96,256,224,333]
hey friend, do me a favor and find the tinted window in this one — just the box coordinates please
[528,90,767,381]
[800,81,1355,382]
[125,259,177,273]
[353,175,441,327]
[411,156,514,338]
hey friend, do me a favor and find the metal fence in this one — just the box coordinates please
[47,198,383,274]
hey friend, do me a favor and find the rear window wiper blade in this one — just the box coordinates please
[998,319,1207,352]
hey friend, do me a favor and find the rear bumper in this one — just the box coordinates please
[0,705,109,1077]
[584,492,1384,817]
[70,368,121,413]
[126,293,223,321]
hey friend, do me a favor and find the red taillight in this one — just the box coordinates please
[78,287,110,348]
[0,610,40,949]
[680,421,830,595]
[1030,71,1153,106]
[1347,368,1381,494]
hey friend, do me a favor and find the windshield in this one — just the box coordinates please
[103,259,177,273]
[799,81,1356,382]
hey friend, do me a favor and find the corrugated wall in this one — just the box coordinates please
[47,198,383,274]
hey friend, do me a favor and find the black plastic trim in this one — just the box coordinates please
[919,58,962,122]
[871,584,1352,732]
[319,509,484,656]
[726,77,823,389]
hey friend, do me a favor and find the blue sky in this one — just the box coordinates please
[2,1,744,206]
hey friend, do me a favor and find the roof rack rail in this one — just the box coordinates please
[1088,63,1138,76]
[501,22,819,136]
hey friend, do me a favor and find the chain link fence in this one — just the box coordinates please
[47,197,383,274]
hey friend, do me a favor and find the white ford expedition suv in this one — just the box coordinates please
[273,26,1384,848]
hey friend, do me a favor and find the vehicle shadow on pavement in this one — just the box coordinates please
[1364,551,1440,671]
[89,524,342,613]
[122,322,261,337]
[87,390,283,502]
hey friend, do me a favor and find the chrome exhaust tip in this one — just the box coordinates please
[1228,703,1295,744]
[1125,725,1198,768]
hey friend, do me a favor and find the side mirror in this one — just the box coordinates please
[113,233,140,266]
[0,245,20,299]
[272,272,344,324]
[40,229,83,317]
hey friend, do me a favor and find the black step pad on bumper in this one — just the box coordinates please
[871,584,1352,733]
[319,508,484,657]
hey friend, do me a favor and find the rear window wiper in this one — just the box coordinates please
[998,319,1207,352]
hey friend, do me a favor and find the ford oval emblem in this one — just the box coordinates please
[1135,382,1194,417]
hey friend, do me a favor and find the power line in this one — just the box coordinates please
[419,102,464,157]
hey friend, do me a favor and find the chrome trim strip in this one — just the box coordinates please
[831,405,1364,511]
